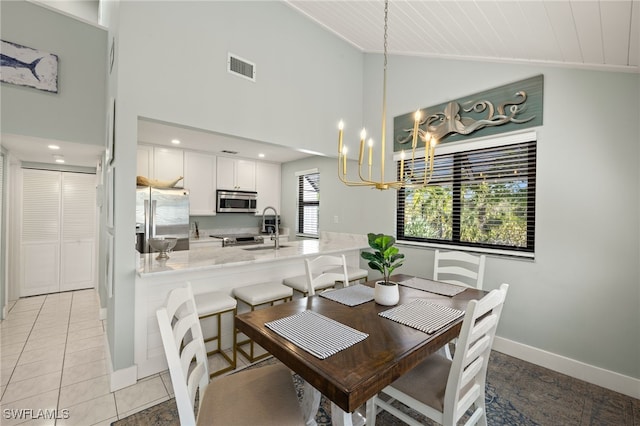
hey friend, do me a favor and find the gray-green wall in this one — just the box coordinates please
[0,1,107,146]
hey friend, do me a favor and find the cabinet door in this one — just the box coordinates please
[216,157,236,190]
[153,147,184,183]
[255,161,281,212]
[137,145,153,178]
[184,152,216,215]
[235,159,256,191]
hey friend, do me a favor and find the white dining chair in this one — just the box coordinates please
[283,254,349,296]
[365,283,509,426]
[433,249,486,289]
[433,249,487,359]
[304,254,350,296]
[156,283,304,426]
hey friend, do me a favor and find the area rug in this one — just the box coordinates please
[112,350,639,425]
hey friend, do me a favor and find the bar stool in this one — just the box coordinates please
[193,291,237,378]
[233,282,293,362]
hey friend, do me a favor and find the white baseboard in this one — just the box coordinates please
[104,335,138,392]
[493,336,640,399]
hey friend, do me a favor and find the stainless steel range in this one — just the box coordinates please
[210,233,264,247]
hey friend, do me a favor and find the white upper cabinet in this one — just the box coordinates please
[183,151,216,215]
[217,157,256,191]
[153,147,184,183]
[255,161,281,213]
[137,145,184,185]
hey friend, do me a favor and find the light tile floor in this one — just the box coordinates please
[0,288,253,425]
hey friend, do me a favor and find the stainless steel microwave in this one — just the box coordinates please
[216,190,258,213]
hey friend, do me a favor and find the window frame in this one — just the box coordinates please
[395,131,537,258]
[296,168,320,238]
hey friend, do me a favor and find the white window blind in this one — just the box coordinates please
[297,171,319,237]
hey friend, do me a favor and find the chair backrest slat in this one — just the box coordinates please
[304,254,349,296]
[156,283,210,425]
[433,250,486,289]
[443,283,509,424]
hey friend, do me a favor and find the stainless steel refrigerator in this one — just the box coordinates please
[136,186,190,253]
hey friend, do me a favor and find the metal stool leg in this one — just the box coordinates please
[200,306,237,377]
[235,296,292,362]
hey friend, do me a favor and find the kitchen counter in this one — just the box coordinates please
[134,232,368,380]
[139,236,361,276]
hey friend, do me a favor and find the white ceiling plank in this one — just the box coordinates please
[519,1,564,62]
[474,1,523,60]
[543,0,584,63]
[570,0,605,64]
[631,0,640,66]
[600,0,633,66]
[453,0,501,58]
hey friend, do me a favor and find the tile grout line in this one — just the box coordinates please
[54,292,73,426]
[0,297,44,403]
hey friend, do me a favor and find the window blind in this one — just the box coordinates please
[397,140,536,253]
[298,172,320,236]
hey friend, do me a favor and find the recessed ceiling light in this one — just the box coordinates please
[258,153,265,158]
[171,139,181,145]
[48,144,60,150]
[53,155,65,164]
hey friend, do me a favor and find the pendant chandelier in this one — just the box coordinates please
[337,0,437,190]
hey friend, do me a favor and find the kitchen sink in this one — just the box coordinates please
[242,245,290,251]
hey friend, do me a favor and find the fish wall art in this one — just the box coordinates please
[1,40,58,93]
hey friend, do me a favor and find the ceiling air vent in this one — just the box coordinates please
[221,150,238,155]
[228,53,256,82]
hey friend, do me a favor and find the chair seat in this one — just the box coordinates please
[283,274,336,293]
[385,352,451,412]
[233,282,293,306]
[194,291,237,315]
[325,266,368,281]
[197,363,303,426]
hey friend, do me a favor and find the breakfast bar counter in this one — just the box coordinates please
[134,233,368,379]
[138,237,365,277]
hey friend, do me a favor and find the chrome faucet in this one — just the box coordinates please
[262,206,280,249]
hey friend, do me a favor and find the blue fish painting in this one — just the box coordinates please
[1,40,58,93]
[0,54,43,80]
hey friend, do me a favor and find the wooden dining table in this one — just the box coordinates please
[235,274,487,426]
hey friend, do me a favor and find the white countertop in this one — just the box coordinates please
[138,235,368,277]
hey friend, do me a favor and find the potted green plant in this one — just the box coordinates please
[361,233,404,305]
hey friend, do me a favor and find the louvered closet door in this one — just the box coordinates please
[21,169,61,297]
[60,172,96,291]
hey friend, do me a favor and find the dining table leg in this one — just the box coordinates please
[330,402,367,426]
[301,381,321,426]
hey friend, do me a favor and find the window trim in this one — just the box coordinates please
[396,130,537,258]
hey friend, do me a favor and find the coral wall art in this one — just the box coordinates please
[1,40,58,93]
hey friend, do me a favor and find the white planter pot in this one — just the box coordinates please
[374,281,400,306]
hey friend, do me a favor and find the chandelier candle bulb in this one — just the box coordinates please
[412,110,421,149]
[338,121,344,155]
[342,147,347,175]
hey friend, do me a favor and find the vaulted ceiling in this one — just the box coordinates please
[286,0,640,73]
